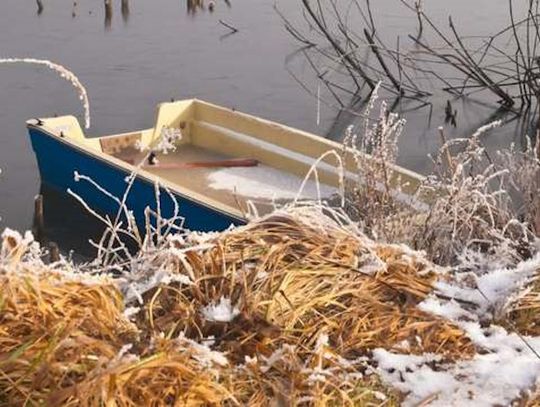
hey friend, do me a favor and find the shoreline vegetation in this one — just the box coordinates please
[1,91,540,405]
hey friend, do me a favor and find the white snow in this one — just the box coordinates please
[123,306,140,320]
[418,297,475,321]
[201,297,240,322]
[374,350,442,372]
[175,333,229,367]
[432,252,540,320]
[374,324,540,407]
[373,391,388,401]
[315,333,330,352]
[374,349,457,405]
[1,228,36,259]
[208,165,337,201]
[260,344,296,373]
[119,268,192,305]
[375,252,540,406]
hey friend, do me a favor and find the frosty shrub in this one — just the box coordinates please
[341,90,539,267]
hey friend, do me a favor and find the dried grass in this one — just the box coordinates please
[54,337,236,406]
[504,269,540,337]
[139,209,473,360]
[0,204,476,406]
[0,269,136,405]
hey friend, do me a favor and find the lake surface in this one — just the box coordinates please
[0,0,530,254]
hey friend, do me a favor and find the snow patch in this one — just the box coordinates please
[374,326,540,407]
[377,253,540,406]
[208,165,337,200]
[418,297,475,321]
[201,297,240,322]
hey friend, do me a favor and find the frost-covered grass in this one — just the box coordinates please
[343,88,539,267]
[1,198,539,405]
[1,209,413,405]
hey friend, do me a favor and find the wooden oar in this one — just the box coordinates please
[145,158,259,170]
[124,157,258,169]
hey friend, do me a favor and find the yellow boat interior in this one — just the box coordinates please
[32,99,425,218]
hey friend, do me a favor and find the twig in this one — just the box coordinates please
[219,19,238,34]
[302,0,376,90]
[364,29,403,95]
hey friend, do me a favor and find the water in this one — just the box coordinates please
[0,0,529,254]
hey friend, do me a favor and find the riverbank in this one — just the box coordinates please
[1,201,540,405]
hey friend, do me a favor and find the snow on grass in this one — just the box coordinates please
[432,252,540,320]
[201,297,240,322]
[207,165,337,200]
[175,333,229,367]
[418,297,475,321]
[374,253,540,406]
[374,350,456,405]
[1,228,38,259]
[119,268,192,305]
[374,325,540,406]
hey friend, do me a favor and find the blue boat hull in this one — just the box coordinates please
[28,127,245,232]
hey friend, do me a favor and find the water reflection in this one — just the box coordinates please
[187,0,205,15]
[102,0,131,29]
[121,0,130,24]
[187,0,228,15]
[38,184,105,261]
[36,0,43,15]
[104,0,112,30]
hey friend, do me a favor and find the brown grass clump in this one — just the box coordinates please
[140,209,474,360]
[226,338,401,406]
[0,207,477,406]
[0,254,236,405]
[54,336,236,406]
[525,393,540,407]
[503,268,540,336]
[0,268,137,405]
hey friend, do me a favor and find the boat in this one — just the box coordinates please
[26,99,425,232]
